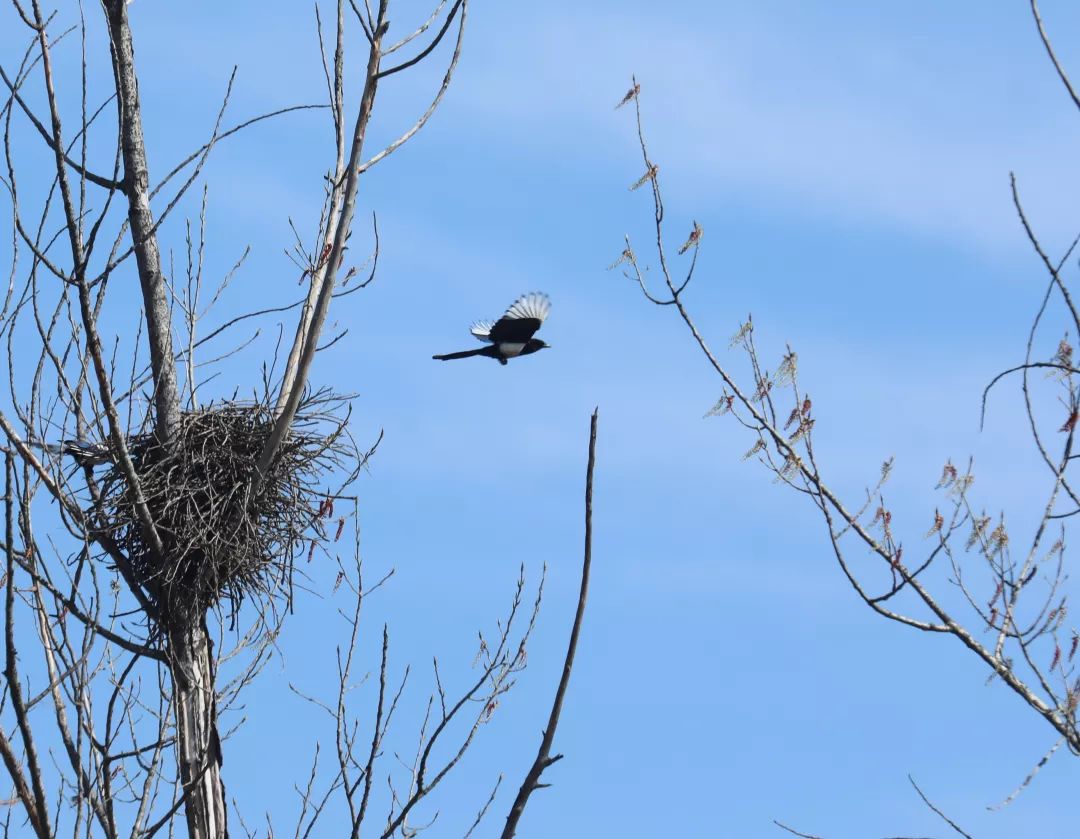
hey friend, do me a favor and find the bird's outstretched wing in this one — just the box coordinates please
[469,320,495,343]
[42,439,112,465]
[488,292,550,343]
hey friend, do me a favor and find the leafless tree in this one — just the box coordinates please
[613,1,1078,834]
[0,1,594,837]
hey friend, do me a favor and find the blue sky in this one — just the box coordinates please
[4,0,1080,836]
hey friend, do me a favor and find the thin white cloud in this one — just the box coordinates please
[451,5,1080,256]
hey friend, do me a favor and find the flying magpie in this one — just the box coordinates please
[41,439,112,466]
[433,292,551,366]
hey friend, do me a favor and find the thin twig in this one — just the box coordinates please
[908,775,974,839]
[1030,0,1080,112]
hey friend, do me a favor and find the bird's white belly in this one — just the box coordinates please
[500,342,526,357]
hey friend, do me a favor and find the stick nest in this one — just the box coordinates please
[97,393,353,620]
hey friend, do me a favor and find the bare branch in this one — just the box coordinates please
[501,409,598,838]
[376,0,463,79]
[773,822,824,839]
[908,775,974,839]
[260,3,390,477]
[358,0,466,174]
[1030,0,1080,113]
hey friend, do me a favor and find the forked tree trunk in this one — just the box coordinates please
[168,621,226,839]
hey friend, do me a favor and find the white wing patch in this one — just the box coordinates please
[504,292,550,323]
[470,320,494,342]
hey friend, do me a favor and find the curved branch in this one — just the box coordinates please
[1030,0,1080,113]
[908,775,973,838]
[0,64,122,190]
[619,84,1080,751]
[11,550,162,660]
[147,103,329,203]
[375,0,462,79]
[358,0,466,174]
[1011,173,1080,337]
[981,361,1080,430]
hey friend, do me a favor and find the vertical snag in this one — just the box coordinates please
[501,409,598,839]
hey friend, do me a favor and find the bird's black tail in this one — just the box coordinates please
[432,348,488,361]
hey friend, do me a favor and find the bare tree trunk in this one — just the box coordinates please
[1,0,503,834]
[104,0,181,445]
[169,621,226,839]
[260,2,389,478]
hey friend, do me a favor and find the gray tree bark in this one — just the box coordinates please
[168,621,227,839]
[259,2,389,480]
[105,4,222,834]
[104,0,181,446]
